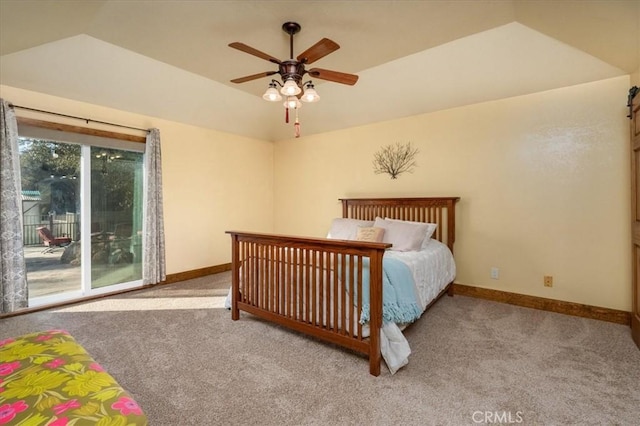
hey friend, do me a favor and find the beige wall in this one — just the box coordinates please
[2,75,633,312]
[274,76,632,311]
[0,85,274,275]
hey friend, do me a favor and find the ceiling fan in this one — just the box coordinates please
[229,22,358,136]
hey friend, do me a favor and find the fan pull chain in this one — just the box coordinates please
[285,107,289,123]
[295,109,300,138]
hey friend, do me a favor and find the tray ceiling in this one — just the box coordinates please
[1,0,637,141]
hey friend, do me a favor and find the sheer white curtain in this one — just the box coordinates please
[142,128,166,285]
[0,99,28,312]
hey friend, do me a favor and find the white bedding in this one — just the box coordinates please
[384,238,456,313]
[367,239,456,373]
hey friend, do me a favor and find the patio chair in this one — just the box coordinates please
[36,226,72,254]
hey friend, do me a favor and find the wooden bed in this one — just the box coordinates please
[226,197,459,376]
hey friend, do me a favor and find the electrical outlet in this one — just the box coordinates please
[490,267,499,280]
[544,276,553,287]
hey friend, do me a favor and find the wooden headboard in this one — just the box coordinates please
[340,197,460,252]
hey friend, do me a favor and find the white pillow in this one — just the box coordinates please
[385,217,438,250]
[373,217,430,251]
[326,218,374,240]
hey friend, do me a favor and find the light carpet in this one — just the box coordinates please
[1,272,639,425]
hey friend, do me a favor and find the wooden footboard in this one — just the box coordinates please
[227,197,459,376]
[226,232,391,376]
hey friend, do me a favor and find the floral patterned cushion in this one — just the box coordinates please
[0,330,147,425]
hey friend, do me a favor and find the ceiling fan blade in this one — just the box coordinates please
[307,68,359,85]
[230,71,277,84]
[229,42,281,64]
[297,38,340,64]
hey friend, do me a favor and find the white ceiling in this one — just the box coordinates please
[0,0,638,142]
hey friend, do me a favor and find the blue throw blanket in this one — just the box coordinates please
[357,257,422,325]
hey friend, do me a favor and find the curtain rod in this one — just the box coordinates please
[8,103,150,133]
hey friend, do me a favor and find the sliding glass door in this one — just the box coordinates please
[90,147,143,289]
[19,136,143,306]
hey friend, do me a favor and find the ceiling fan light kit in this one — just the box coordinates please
[281,79,302,96]
[301,83,320,103]
[262,83,282,102]
[284,96,301,110]
[229,21,358,137]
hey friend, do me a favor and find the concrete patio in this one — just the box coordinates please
[24,245,80,298]
[24,245,141,299]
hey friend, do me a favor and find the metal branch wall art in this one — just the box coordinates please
[372,142,419,179]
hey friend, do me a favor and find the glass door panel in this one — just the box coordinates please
[90,147,143,288]
[19,138,82,300]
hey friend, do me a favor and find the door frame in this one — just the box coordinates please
[628,86,640,349]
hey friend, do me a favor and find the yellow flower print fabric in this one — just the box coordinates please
[0,330,147,425]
